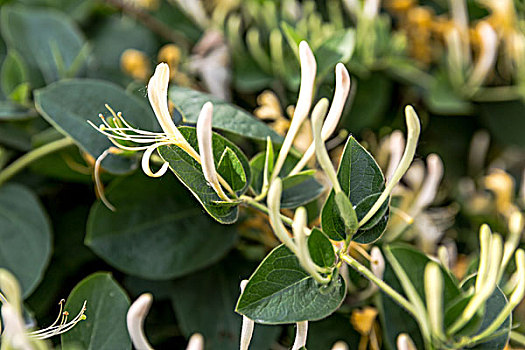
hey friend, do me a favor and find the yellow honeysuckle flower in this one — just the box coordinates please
[120,49,151,81]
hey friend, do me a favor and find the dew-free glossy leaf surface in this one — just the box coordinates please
[86,172,237,280]
[321,136,389,242]
[171,256,280,350]
[0,184,51,298]
[308,228,335,268]
[236,245,346,324]
[35,79,159,173]
[158,126,251,224]
[61,272,131,350]
[0,6,86,87]
[168,86,282,142]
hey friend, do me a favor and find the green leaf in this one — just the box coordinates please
[61,272,131,350]
[307,313,360,349]
[250,152,324,208]
[0,184,51,298]
[315,29,355,80]
[307,229,335,268]
[34,79,159,174]
[168,86,283,142]
[381,244,461,350]
[0,6,87,87]
[321,137,389,242]
[86,172,237,280]
[236,245,346,324]
[334,191,358,234]
[1,49,28,97]
[171,255,281,350]
[479,99,525,147]
[158,126,251,224]
[0,100,36,120]
[217,147,247,192]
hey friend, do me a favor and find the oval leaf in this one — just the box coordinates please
[61,272,131,350]
[158,126,251,224]
[35,79,160,174]
[168,86,283,142]
[321,136,389,242]
[236,245,346,324]
[86,172,237,280]
[0,184,51,297]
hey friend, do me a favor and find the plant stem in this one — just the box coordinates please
[0,138,75,186]
[241,195,294,227]
[510,331,525,347]
[340,253,418,318]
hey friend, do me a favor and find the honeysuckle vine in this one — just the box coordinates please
[84,39,525,350]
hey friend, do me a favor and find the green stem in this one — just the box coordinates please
[0,138,75,186]
[510,331,525,347]
[241,195,294,227]
[340,253,418,318]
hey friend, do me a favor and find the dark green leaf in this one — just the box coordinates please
[479,99,525,147]
[158,126,251,224]
[1,50,27,97]
[86,172,237,280]
[0,184,51,298]
[307,313,360,349]
[321,137,389,242]
[168,86,283,142]
[308,228,335,268]
[217,147,247,192]
[236,245,346,324]
[0,100,36,120]
[61,272,131,350]
[0,6,87,87]
[171,255,280,350]
[35,79,159,173]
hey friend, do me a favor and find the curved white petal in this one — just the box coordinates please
[127,294,154,350]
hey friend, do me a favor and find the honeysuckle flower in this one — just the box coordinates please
[397,333,417,350]
[386,130,405,181]
[424,262,444,337]
[293,206,330,284]
[239,280,254,350]
[157,44,181,80]
[186,333,205,350]
[350,306,379,349]
[197,102,233,202]
[291,321,308,350]
[271,41,316,183]
[127,293,153,350]
[172,0,209,29]
[268,179,298,255]
[484,168,515,215]
[0,269,86,347]
[370,246,385,280]
[290,63,351,175]
[467,22,498,90]
[331,341,349,350]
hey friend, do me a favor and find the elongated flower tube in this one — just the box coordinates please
[268,179,298,254]
[292,321,308,350]
[239,280,254,350]
[397,333,417,350]
[359,106,421,227]
[271,41,316,182]
[196,102,233,201]
[475,225,492,292]
[467,22,498,89]
[499,211,524,280]
[127,293,154,350]
[186,333,205,350]
[290,63,351,175]
[293,207,330,284]
[1,303,32,350]
[331,341,349,350]
[412,154,443,213]
[424,262,444,338]
[386,131,405,181]
[370,246,385,280]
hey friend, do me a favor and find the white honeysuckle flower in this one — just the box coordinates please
[91,63,239,209]
[239,280,254,350]
[331,341,349,350]
[396,333,417,350]
[196,102,232,202]
[467,22,498,89]
[127,293,154,350]
[363,0,380,19]
[1,304,33,350]
[268,179,299,254]
[172,0,209,29]
[28,300,87,340]
[290,63,351,175]
[370,246,385,280]
[186,333,205,350]
[386,131,405,182]
[411,154,443,214]
[291,321,308,350]
[271,41,316,182]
